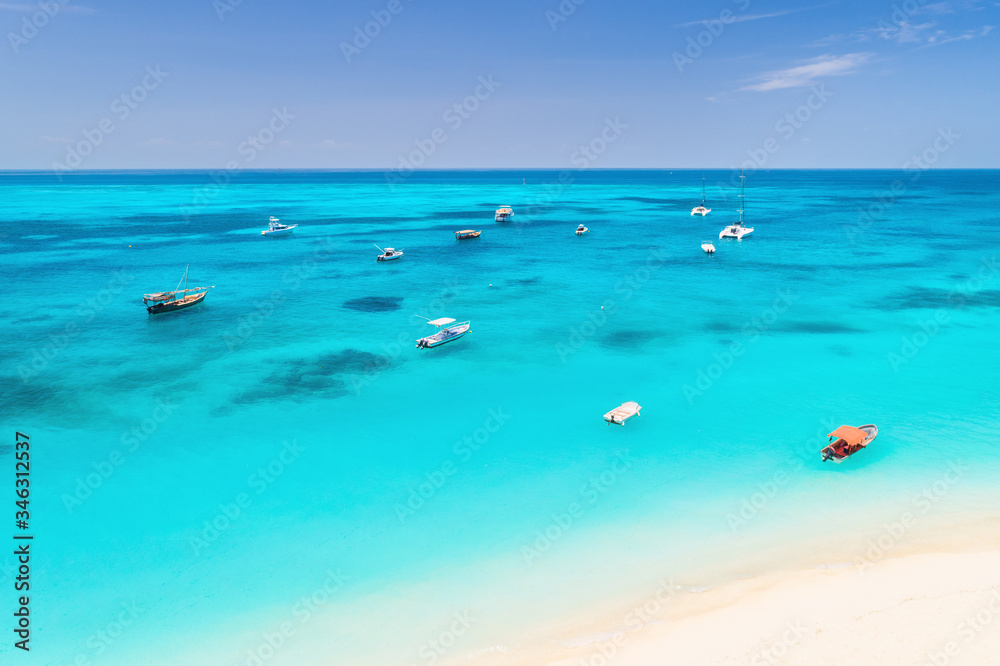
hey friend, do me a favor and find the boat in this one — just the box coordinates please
[691,173,711,216]
[719,170,754,240]
[820,424,878,463]
[455,230,482,240]
[261,216,298,236]
[415,317,471,348]
[701,241,715,254]
[143,265,215,315]
[576,224,590,235]
[604,401,642,426]
[375,244,404,262]
[495,206,514,222]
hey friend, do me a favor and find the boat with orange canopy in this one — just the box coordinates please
[820,424,878,463]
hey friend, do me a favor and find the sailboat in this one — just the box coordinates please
[143,265,215,314]
[719,170,754,240]
[691,173,711,216]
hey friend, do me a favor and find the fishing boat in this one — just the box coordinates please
[691,173,711,216]
[455,230,482,240]
[143,265,215,315]
[701,241,715,254]
[261,216,298,236]
[415,317,471,349]
[820,424,878,463]
[375,244,404,262]
[719,170,754,240]
[604,401,642,426]
[576,224,590,235]
[495,206,514,222]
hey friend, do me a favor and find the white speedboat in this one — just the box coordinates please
[701,241,715,254]
[691,173,711,216]
[416,317,470,349]
[719,170,753,240]
[261,216,298,236]
[576,224,589,235]
[495,206,514,222]
[374,244,403,261]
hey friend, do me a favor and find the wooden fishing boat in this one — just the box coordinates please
[455,230,482,240]
[820,424,878,463]
[415,317,471,348]
[143,265,215,315]
[604,401,641,426]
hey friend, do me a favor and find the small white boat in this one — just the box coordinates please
[576,224,590,235]
[261,216,298,236]
[719,170,753,240]
[416,317,471,348]
[604,401,641,426]
[701,242,715,254]
[495,206,514,222]
[374,244,404,262]
[691,173,711,216]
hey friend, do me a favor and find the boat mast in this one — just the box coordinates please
[701,173,706,205]
[737,169,745,226]
[174,264,190,293]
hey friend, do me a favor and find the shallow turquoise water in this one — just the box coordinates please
[2,169,999,664]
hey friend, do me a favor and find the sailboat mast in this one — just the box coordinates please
[738,170,745,225]
[701,173,706,205]
[184,264,189,292]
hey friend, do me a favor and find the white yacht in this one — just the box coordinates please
[495,206,514,222]
[691,174,711,216]
[719,170,754,240]
[261,216,298,236]
[374,244,404,261]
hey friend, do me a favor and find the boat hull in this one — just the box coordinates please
[691,207,711,216]
[147,291,207,314]
[262,225,297,236]
[416,323,470,348]
[455,231,481,240]
[377,254,403,261]
[719,226,753,240]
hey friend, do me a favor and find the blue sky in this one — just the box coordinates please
[1,0,997,169]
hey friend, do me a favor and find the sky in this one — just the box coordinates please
[1,0,997,170]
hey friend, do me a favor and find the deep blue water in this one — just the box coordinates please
[1,169,999,665]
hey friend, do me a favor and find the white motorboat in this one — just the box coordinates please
[375,244,404,262]
[719,170,754,240]
[261,216,298,236]
[701,241,715,254]
[495,206,514,222]
[416,317,470,349]
[576,224,590,235]
[691,173,711,216]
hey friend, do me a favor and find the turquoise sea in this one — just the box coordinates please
[2,169,999,665]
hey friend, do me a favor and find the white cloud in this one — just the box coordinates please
[675,7,811,28]
[0,2,94,12]
[40,135,72,144]
[741,52,872,92]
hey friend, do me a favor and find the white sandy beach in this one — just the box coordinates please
[470,549,1000,666]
